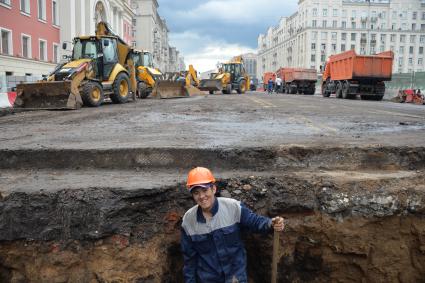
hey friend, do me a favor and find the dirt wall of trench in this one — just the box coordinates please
[1,173,425,282]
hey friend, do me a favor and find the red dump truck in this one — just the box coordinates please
[262,72,276,90]
[276,68,317,94]
[321,50,394,100]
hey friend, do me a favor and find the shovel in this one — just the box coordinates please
[271,229,279,283]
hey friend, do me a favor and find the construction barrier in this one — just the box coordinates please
[0,92,17,109]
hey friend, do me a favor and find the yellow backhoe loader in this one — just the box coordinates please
[14,22,136,110]
[152,65,204,99]
[130,49,162,99]
[199,56,250,95]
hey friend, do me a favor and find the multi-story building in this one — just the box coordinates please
[0,0,136,92]
[0,0,60,91]
[133,0,185,72]
[241,53,258,80]
[60,0,135,52]
[258,0,425,77]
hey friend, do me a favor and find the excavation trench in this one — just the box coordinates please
[0,147,425,282]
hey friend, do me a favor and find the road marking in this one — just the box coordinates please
[290,115,338,133]
[247,97,276,108]
[369,109,424,120]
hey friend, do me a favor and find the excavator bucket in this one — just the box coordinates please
[198,79,222,92]
[151,71,204,99]
[14,81,83,110]
[152,80,187,99]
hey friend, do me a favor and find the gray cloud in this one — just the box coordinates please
[158,0,298,71]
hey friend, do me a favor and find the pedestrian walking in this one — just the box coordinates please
[181,167,285,283]
[267,78,274,94]
[275,76,282,93]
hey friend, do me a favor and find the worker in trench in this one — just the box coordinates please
[181,167,285,283]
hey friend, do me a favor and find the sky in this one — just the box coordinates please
[158,0,298,72]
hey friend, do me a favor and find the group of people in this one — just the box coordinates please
[266,76,282,94]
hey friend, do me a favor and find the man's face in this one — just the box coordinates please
[191,185,216,211]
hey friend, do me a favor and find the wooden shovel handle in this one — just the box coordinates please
[271,230,279,283]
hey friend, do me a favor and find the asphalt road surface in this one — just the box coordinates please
[0,91,424,150]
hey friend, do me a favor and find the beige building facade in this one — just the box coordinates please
[258,0,425,77]
[132,0,185,72]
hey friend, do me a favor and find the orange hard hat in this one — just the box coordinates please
[186,167,216,189]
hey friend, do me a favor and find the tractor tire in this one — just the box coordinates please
[373,95,384,101]
[111,73,130,104]
[209,90,214,94]
[137,82,150,99]
[237,80,246,94]
[81,81,104,107]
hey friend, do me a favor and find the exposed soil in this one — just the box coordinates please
[1,172,425,282]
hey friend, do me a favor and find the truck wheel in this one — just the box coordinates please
[335,82,342,98]
[373,95,384,101]
[237,80,246,94]
[321,83,330,97]
[209,90,214,94]
[342,82,351,99]
[81,81,104,107]
[111,73,130,104]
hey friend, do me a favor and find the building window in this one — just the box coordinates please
[342,10,347,17]
[39,39,47,61]
[332,44,336,52]
[341,44,346,52]
[409,46,414,54]
[20,0,30,14]
[351,44,355,50]
[413,12,417,20]
[323,8,328,17]
[21,34,31,58]
[311,43,316,50]
[390,34,396,42]
[420,47,424,54]
[321,54,326,62]
[399,46,404,54]
[422,12,425,20]
[341,33,347,41]
[321,43,326,51]
[0,0,11,7]
[53,43,59,63]
[351,22,356,29]
[400,35,405,43]
[412,23,416,30]
[1,28,12,55]
[322,20,327,28]
[420,35,425,43]
[331,32,337,40]
[351,33,356,41]
[52,0,59,26]
[419,58,423,65]
[352,10,356,18]
[332,21,337,28]
[409,58,413,65]
[342,21,346,28]
[321,32,327,40]
[312,20,317,27]
[313,8,317,17]
[38,0,46,21]
[333,9,338,17]
[312,31,317,40]
[311,54,316,62]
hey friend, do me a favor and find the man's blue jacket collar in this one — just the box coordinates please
[196,197,219,223]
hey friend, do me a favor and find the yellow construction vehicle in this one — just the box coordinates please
[152,65,203,98]
[130,49,162,99]
[14,22,136,109]
[199,56,250,95]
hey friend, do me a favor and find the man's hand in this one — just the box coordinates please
[271,216,285,232]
